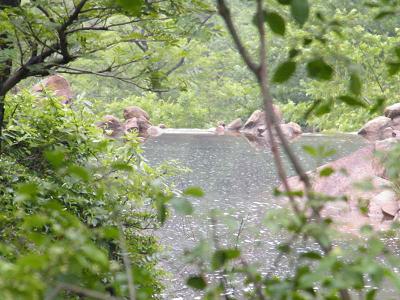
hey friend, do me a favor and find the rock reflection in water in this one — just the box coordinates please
[143,132,365,299]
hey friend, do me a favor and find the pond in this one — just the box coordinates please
[143,132,385,299]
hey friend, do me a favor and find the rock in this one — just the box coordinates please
[159,124,167,129]
[97,115,124,138]
[215,125,225,135]
[243,106,282,129]
[217,121,226,127]
[243,110,265,130]
[358,116,391,141]
[382,127,396,139]
[369,190,399,222]
[372,138,399,178]
[32,74,73,104]
[391,116,400,130]
[280,122,303,140]
[123,106,149,120]
[283,145,397,232]
[124,117,139,133]
[147,126,163,137]
[226,118,243,131]
[137,116,151,134]
[273,105,283,123]
[384,103,400,119]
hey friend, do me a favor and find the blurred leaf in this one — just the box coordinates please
[300,251,322,260]
[116,0,144,16]
[16,183,38,201]
[273,61,296,83]
[319,167,334,177]
[375,11,395,20]
[183,186,204,197]
[68,165,90,182]
[307,58,333,81]
[212,249,240,270]
[291,0,309,26]
[187,276,207,290]
[264,11,286,36]
[45,150,65,169]
[338,95,366,107]
[303,145,317,157]
[277,0,291,4]
[369,97,386,114]
[349,73,362,95]
[387,62,400,76]
[170,198,193,215]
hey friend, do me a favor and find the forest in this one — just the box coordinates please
[2,0,400,299]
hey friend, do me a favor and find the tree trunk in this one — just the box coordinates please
[0,0,20,150]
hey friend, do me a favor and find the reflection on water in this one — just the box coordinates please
[143,133,372,299]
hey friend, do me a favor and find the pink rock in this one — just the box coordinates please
[32,74,73,104]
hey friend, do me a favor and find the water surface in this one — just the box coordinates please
[143,132,366,299]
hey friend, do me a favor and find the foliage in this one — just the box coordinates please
[0,92,178,299]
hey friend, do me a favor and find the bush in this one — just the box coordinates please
[0,92,174,299]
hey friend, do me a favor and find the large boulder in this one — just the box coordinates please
[358,116,391,141]
[32,74,73,104]
[124,117,139,133]
[372,138,399,179]
[137,116,151,134]
[283,145,396,232]
[97,115,124,138]
[243,105,282,131]
[279,122,302,140]
[226,118,243,131]
[243,110,265,131]
[123,106,149,120]
[369,190,399,225]
[147,126,163,137]
[384,103,400,119]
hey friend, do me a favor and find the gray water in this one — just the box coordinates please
[143,133,369,299]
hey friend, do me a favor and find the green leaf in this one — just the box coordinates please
[273,61,296,83]
[366,289,377,300]
[387,62,400,76]
[277,0,291,4]
[300,251,322,260]
[349,73,362,95]
[170,198,193,215]
[315,101,332,116]
[116,0,144,16]
[187,276,207,290]
[16,183,38,202]
[303,145,317,157]
[264,11,286,36]
[45,150,65,169]
[375,11,395,20]
[68,165,91,182]
[212,249,240,270]
[291,0,309,26]
[369,97,386,114]
[338,95,366,107]
[111,161,133,171]
[183,186,204,197]
[319,167,334,177]
[306,58,333,81]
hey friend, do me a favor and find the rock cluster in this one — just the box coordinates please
[284,103,400,233]
[358,103,400,141]
[97,106,164,139]
[32,74,73,104]
[216,105,302,143]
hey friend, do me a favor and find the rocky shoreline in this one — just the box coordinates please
[284,103,400,233]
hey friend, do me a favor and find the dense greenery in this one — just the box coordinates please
[3,0,400,300]
[0,92,178,298]
[60,0,400,131]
